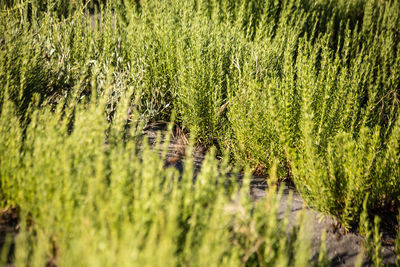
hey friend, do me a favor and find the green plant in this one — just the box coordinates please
[1,0,399,263]
[0,82,317,266]
[358,197,384,266]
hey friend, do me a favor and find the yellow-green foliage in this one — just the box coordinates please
[0,81,316,266]
[358,198,383,266]
[0,0,399,262]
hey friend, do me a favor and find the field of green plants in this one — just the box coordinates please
[1,0,400,265]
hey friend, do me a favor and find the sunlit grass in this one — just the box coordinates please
[0,0,399,265]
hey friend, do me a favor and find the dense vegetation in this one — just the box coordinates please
[0,0,400,265]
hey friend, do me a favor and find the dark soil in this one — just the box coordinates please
[0,207,18,266]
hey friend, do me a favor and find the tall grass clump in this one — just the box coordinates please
[0,0,174,126]
[226,3,307,175]
[0,73,318,265]
[289,1,400,227]
[358,197,384,266]
[222,0,400,228]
